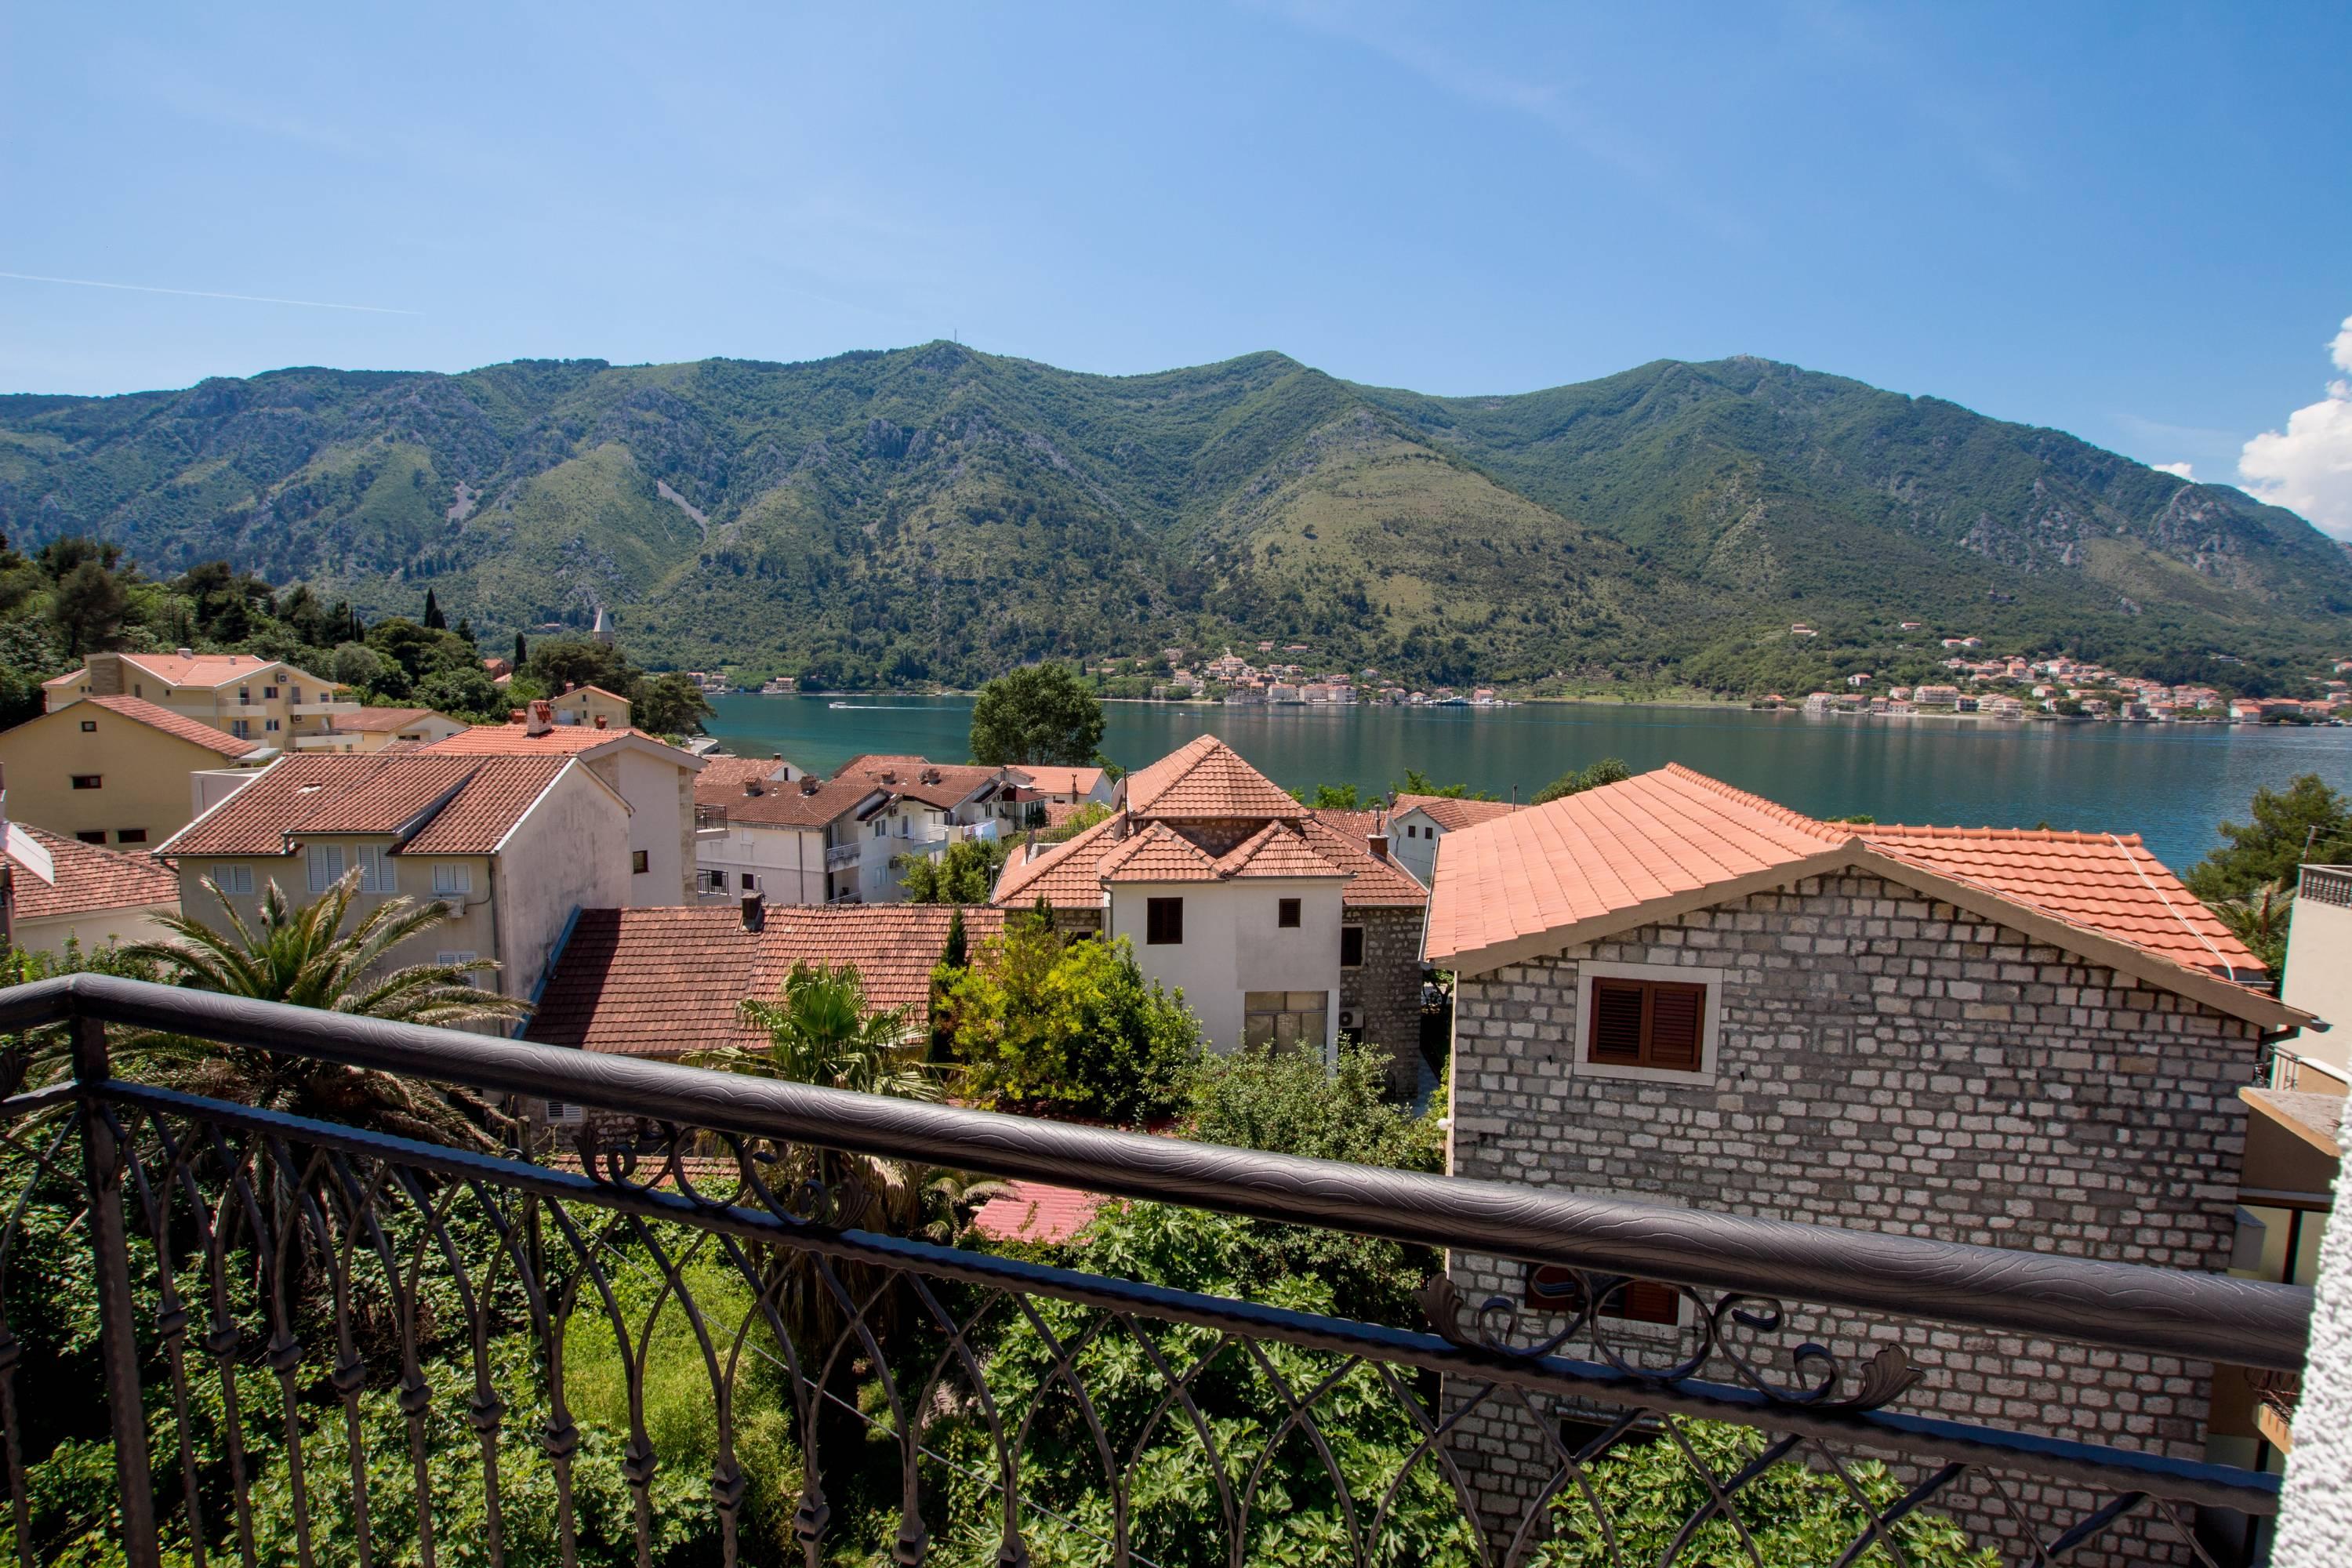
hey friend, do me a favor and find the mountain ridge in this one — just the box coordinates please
[0,343,2340,691]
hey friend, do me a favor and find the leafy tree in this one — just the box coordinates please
[513,630,528,670]
[2186,774,2352,901]
[2213,880,2296,975]
[413,666,506,721]
[633,671,714,735]
[967,663,1105,766]
[107,870,526,1147]
[1392,768,1498,802]
[898,837,1010,904]
[942,905,968,971]
[1292,782,1364,808]
[944,927,1200,1122]
[1530,757,1631,805]
[1038,801,1112,842]
[524,637,637,696]
[49,557,130,656]
[172,560,275,644]
[422,587,446,630]
[330,640,389,691]
[688,960,939,1102]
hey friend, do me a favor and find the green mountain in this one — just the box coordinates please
[0,344,2341,691]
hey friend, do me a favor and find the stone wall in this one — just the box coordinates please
[1341,904,1427,1096]
[1445,872,2258,1565]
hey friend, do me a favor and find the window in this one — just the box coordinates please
[1244,991,1329,1051]
[1341,924,1365,967]
[435,951,481,989]
[230,720,251,739]
[79,720,96,732]
[699,868,728,894]
[1527,1264,1680,1326]
[264,718,281,733]
[1277,897,1301,928]
[1586,977,1707,1072]
[290,688,303,703]
[114,829,147,845]
[71,775,102,790]
[741,872,759,891]
[76,831,107,845]
[1146,897,1184,946]
[262,685,278,699]
[631,849,650,874]
[307,844,347,892]
[431,862,472,897]
[238,688,250,704]
[216,866,255,895]
[355,845,397,895]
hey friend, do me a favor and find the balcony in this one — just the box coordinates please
[0,974,2307,1566]
[825,841,862,869]
[695,804,730,835]
[289,700,364,717]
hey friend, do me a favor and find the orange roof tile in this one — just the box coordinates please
[158,755,582,858]
[419,723,695,764]
[1009,765,1107,797]
[1214,822,1345,880]
[114,652,303,688]
[1121,736,1304,819]
[1099,824,1225,883]
[698,763,884,828]
[5,824,177,921]
[1424,764,1854,967]
[1302,812,1429,907]
[330,706,458,735]
[1861,824,2260,979]
[526,904,1004,1058]
[993,814,1125,906]
[1392,793,1523,832]
[969,1180,1105,1246]
[80,695,265,757]
[836,756,1004,809]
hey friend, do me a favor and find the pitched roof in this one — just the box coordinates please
[1099,824,1225,883]
[330,707,459,735]
[1392,793,1523,832]
[1214,822,1345,880]
[5,824,177,921]
[112,652,299,688]
[78,695,265,758]
[1860,824,2259,980]
[419,721,699,767]
[837,756,1003,808]
[695,762,884,828]
[1425,763,2290,1024]
[1121,735,1304,819]
[1302,812,1429,907]
[524,904,1005,1058]
[1009,765,1107,797]
[968,1180,1105,1246]
[158,754,583,857]
[993,814,1125,906]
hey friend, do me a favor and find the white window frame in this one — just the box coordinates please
[356,845,397,895]
[1570,960,1726,1086]
[215,865,256,895]
[306,844,347,892]
[431,862,473,897]
[435,950,481,989]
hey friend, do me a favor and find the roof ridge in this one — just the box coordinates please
[1870,822,2143,847]
[1656,763,1849,843]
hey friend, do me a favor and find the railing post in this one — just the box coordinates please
[72,1014,161,1568]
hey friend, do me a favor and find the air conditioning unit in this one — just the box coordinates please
[1338,1008,1361,1030]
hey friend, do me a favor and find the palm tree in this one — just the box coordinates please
[110,869,529,1149]
[689,960,942,1103]
[2213,878,2296,980]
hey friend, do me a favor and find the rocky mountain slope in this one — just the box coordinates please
[0,343,2340,689]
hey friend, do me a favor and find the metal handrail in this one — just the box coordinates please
[0,974,2311,1370]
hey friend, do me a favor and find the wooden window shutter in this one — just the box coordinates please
[1588,980,1647,1064]
[1648,983,1704,1069]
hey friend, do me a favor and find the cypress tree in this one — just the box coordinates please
[423,589,446,630]
[514,632,528,670]
[942,906,967,970]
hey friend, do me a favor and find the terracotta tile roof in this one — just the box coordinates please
[1424,764,1853,967]
[1392,793,1523,832]
[5,824,177,920]
[1860,823,2261,978]
[837,756,1004,809]
[158,755,579,857]
[993,815,1123,906]
[114,652,296,688]
[1009,765,1106,798]
[82,695,264,757]
[969,1180,1105,1246]
[1100,824,1225,883]
[330,707,457,735]
[1303,813,1429,906]
[525,904,1005,1058]
[697,764,884,828]
[419,722,695,764]
[1040,800,1101,829]
[1121,736,1304,819]
[1214,822,1345,880]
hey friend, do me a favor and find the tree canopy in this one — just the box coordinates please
[1530,757,1632,805]
[2185,774,2352,901]
[968,663,1105,766]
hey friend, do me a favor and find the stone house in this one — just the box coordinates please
[993,736,1429,1088]
[1424,763,2307,1560]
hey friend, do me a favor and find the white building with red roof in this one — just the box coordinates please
[1425,762,2310,1536]
[994,735,1430,1082]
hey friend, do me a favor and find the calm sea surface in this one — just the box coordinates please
[703,695,2352,872]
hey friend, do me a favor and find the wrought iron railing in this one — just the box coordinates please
[0,975,2310,1567]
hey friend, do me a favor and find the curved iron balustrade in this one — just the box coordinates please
[0,974,2309,1567]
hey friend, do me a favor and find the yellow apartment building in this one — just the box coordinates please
[0,695,270,848]
[550,684,633,729]
[43,650,359,746]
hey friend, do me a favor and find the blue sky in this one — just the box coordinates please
[5,3,2348,527]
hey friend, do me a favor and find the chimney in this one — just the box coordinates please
[524,701,554,737]
[799,777,820,795]
[593,714,608,729]
[176,647,194,659]
[740,894,765,933]
[508,709,528,725]
[1369,820,1390,862]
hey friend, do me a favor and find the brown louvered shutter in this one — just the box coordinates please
[1588,979,1647,1064]
[1648,983,1705,1070]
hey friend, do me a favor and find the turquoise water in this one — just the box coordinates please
[703,695,2352,872]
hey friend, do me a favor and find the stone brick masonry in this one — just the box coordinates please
[1445,873,2256,1565]
[1342,905,1428,1095]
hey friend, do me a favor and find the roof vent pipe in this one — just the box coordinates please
[176,648,194,659]
[741,893,765,933]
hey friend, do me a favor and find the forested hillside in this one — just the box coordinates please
[2,343,2343,691]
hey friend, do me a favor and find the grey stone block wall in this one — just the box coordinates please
[1341,904,1427,1095]
[1444,873,2256,1565]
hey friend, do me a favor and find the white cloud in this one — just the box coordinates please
[2153,460,2195,480]
[2238,315,2352,538]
